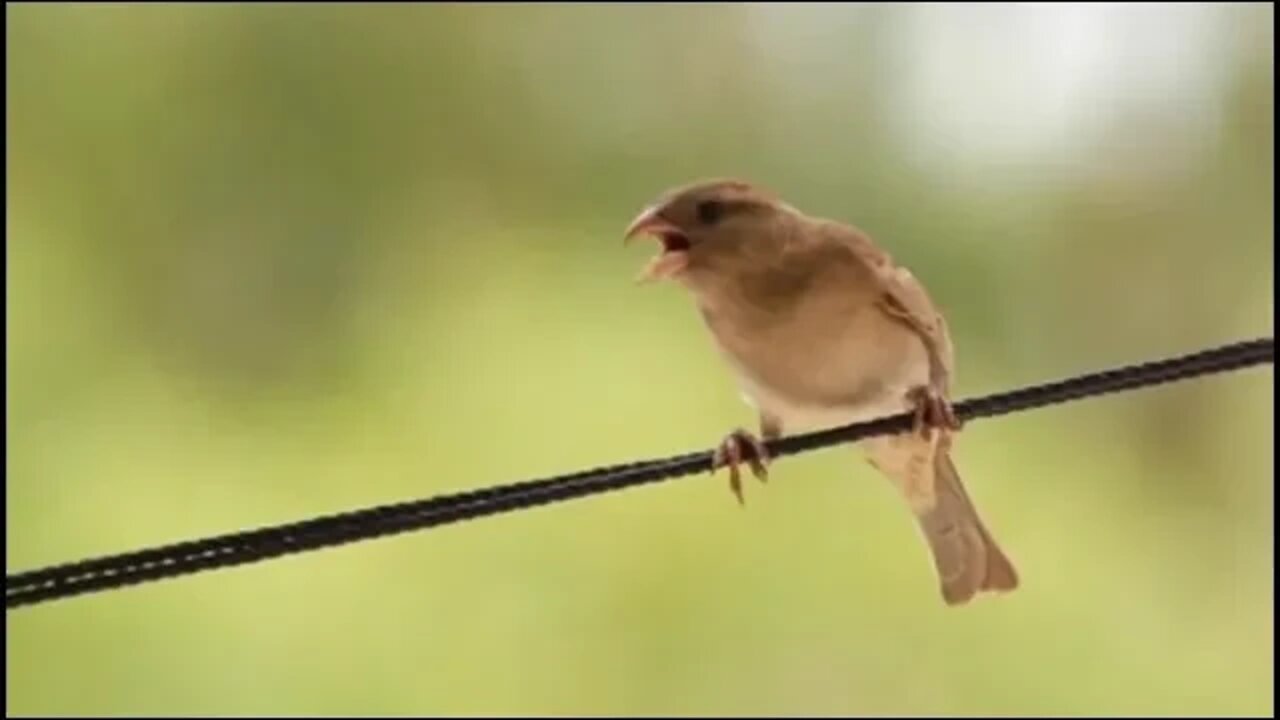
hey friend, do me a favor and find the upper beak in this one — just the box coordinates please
[624,205,678,244]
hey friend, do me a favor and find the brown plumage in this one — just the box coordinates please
[624,178,1018,606]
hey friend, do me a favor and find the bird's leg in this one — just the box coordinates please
[905,385,961,441]
[712,411,781,505]
[878,297,962,437]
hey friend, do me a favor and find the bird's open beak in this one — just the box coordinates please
[624,206,691,283]
[624,206,675,244]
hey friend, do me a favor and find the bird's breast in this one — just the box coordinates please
[697,289,931,432]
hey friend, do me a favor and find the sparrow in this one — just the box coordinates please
[623,178,1018,606]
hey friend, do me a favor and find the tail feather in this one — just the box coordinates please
[917,452,1018,605]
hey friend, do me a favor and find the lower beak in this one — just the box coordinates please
[636,250,689,283]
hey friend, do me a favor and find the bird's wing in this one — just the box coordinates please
[817,220,956,392]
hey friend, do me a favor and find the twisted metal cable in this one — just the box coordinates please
[6,337,1273,611]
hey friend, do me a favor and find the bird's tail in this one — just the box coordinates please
[915,451,1019,605]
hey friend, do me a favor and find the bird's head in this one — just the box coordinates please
[624,178,800,284]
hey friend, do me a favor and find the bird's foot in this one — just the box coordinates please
[711,428,770,506]
[906,386,962,440]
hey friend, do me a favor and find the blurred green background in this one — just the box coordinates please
[5,3,1273,716]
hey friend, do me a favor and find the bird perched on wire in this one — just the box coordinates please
[623,178,1018,606]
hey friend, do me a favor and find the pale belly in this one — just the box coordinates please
[703,300,932,435]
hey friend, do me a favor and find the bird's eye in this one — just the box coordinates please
[696,200,725,225]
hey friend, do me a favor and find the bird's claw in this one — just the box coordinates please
[906,386,962,440]
[711,428,771,505]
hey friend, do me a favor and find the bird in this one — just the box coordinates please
[622,178,1018,606]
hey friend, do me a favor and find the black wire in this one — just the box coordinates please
[5,337,1273,611]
